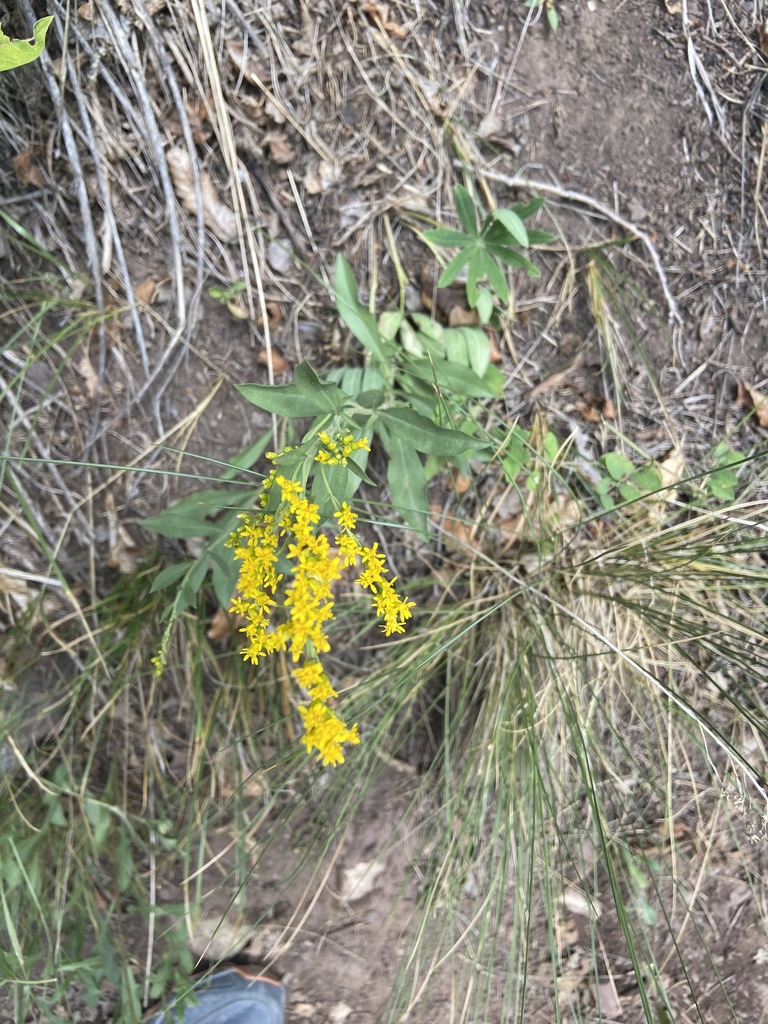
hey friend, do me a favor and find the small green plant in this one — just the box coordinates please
[594,452,663,510]
[523,0,559,31]
[0,16,53,72]
[423,185,554,322]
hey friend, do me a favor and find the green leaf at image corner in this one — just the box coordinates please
[237,360,347,416]
[379,407,484,456]
[0,16,53,72]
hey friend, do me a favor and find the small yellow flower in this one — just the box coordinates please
[334,502,358,532]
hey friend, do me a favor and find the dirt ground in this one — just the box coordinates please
[3,0,768,1021]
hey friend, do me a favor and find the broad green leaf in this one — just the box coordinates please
[406,357,496,398]
[379,407,482,455]
[237,360,347,417]
[455,185,479,237]
[604,452,635,481]
[443,328,469,367]
[547,6,559,30]
[0,16,53,72]
[491,208,529,247]
[334,255,389,360]
[482,363,505,397]
[379,310,404,342]
[151,562,194,593]
[424,227,473,247]
[543,431,560,463]
[144,489,246,538]
[458,327,490,378]
[210,540,241,609]
[618,482,642,503]
[708,473,737,502]
[438,247,474,288]
[385,432,428,537]
[476,288,494,324]
[409,313,444,342]
[398,319,424,357]
[594,475,613,495]
[629,467,662,492]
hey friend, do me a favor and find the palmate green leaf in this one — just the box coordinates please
[512,195,546,220]
[455,185,480,237]
[526,228,556,246]
[334,255,390,360]
[379,407,482,455]
[476,288,494,324]
[0,16,53,72]
[466,248,484,306]
[478,249,509,303]
[423,227,473,248]
[237,360,347,417]
[384,432,428,537]
[437,246,474,288]
[485,243,541,278]
[491,208,529,247]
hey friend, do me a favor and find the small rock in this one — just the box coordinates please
[267,239,293,274]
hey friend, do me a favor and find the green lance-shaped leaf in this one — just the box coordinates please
[384,432,429,538]
[334,255,390,361]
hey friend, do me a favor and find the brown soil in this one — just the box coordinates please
[3,0,768,1021]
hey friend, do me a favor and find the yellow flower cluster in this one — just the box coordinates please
[227,442,415,767]
[314,431,371,466]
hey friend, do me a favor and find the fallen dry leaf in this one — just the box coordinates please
[577,400,600,423]
[225,40,271,90]
[361,0,409,38]
[257,348,289,374]
[428,504,480,554]
[207,606,233,643]
[577,395,615,422]
[303,158,340,194]
[11,149,44,188]
[488,333,503,364]
[448,304,480,327]
[658,447,686,491]
[759,22,768,56]
[338,860,386,902]
[529,364,574,398]
[738,382,768,427]
[166,146,238,242]
[166,96,210,145]
[133,278,159,305]
[262,131,296,165]
[448,467,472,495]
[105,493,141,575]
[77,349,100,399]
